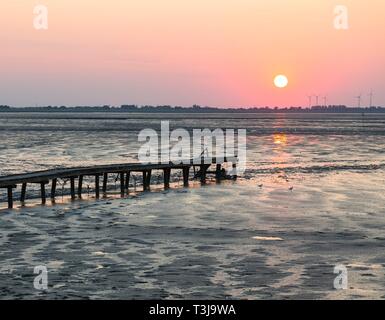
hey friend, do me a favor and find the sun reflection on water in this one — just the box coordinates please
[273,133,287,146]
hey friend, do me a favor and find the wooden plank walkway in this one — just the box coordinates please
[0,157,237,209]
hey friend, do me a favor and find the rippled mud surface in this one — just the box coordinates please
[1,113,384,299]
[1,171,384,299]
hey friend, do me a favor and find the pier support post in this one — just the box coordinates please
[125,172,130,191]
[51,179,57,200]
[70,177,76,200]
[215,164,222,182]
[163,168,171,189]
[95,175,100,198]
[143,170,152,191]
[120,172,125,194]
[40,182,47,205]
[146,170,152,190]
[182,167,190,187]
[200,165,208,184]
[102,173,108,193]
[7,186,14,209]
[20,183,27,203]
[232,163,238,180]
[78,175,83,197]
[142,171,146,190]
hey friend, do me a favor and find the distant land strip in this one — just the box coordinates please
[1,104,385,113]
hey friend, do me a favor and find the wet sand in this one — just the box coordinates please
[1,170,384,299]
[1,113,384,299]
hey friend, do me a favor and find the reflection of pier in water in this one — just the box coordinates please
[0,157,238,209]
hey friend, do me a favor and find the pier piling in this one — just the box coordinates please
[200,165,209,184]
[120,172,125,194]
[146,170,152,190]
[215,164,222,181]
[20,183,27,203]
[142,170,152,191]
[232,163,238,180]
[51,178,57,200]
[95,175,100,198]
[7,186,14,209]
[163,168,171,189]
[125,172,130,190]
[102,173,108,193]
[40,182,47,204]
[183,167,190,187]
[78,175,83,197]
[70,177,75,200]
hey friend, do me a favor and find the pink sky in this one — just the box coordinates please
[1,0,384,107]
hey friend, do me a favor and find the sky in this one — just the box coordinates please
[0,0,384,107]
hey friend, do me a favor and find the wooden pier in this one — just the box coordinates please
[0,157,237,209]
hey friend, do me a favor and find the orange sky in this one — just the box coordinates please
[1,0,384,107]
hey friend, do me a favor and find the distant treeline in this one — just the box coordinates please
[0,104,385,113]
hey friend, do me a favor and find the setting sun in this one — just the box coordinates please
[274,75,288,88]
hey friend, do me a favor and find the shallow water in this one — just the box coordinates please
[0,112,384,299]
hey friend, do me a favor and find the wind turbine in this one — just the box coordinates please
[368,90,374,107]
[307,95,312,108]
[323,96,327,107]
[355,94,362,108]
[313,95,319,106]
